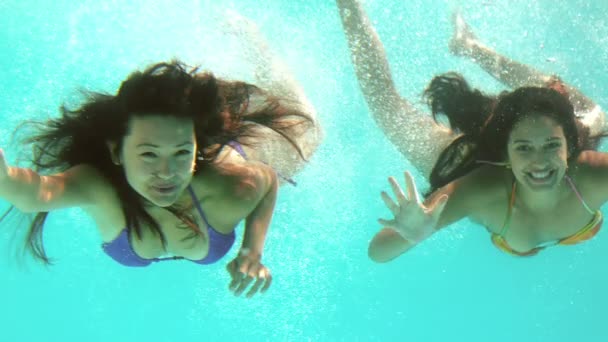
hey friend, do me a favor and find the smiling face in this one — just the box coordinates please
[507,114,569,191]
[116,115,197,207]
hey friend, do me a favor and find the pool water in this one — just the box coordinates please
[1,0,607,341]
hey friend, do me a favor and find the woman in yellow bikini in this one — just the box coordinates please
[370,86,608,262]
[336,0,608,261]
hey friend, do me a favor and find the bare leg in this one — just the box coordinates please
[337,0,454,177]
[450,11,605,136]
[221,10,323,182]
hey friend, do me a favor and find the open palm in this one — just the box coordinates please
[378,171,448,243]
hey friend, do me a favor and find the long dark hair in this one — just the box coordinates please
[424,72,600,195]
[423,73,496,193]
[4,60,311,264]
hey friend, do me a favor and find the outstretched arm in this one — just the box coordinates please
[337,0,454,176]
[0,150,102,213]
[222,11,322,181]
[370,166,490,263]
[450,12,605,135]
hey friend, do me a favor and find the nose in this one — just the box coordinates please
[156,158,176,179]
[529,150,550,168]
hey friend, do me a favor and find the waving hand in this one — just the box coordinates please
[378,171,448,243]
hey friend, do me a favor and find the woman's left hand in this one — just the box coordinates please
[226,251,272,298]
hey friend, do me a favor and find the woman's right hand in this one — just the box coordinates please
[378,171,449,243]
[226,252,272,299]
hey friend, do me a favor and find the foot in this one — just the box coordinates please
[448,10,478,57]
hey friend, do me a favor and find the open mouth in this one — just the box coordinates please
[526,169,555,184]
[152,185,178,194]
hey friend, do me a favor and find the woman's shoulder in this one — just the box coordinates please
[443,165,509,210]
[432,165,508,229]
[193,161,276,201]
[63,164,124,234]
[569,151,608,204]
[454,164,508,194]
[66,164,115,190]
[69,164,123,212]
[572,150,608,184]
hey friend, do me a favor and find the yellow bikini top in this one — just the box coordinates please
[491,176,603,256]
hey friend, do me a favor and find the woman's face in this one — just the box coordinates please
[507,114,569,191]
[118,115,197,207]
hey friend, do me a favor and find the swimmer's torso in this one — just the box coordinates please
[82,159,270,260]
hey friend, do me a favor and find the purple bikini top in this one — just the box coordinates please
[101,141,295,267]
[102,185,236,267]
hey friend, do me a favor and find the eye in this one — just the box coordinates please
[545,142,562,150]
[140,152,157,159]
[515,145,531,152]
[176,150,192,156]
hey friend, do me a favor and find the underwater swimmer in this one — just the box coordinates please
[336,0,608,261]
[373,86,608,261]
[0,13,322,297]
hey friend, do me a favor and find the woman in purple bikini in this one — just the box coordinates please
[0,18,321,298]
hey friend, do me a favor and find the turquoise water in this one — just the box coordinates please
[1,0,607,341]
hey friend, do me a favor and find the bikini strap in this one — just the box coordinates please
[187,185,211,228]
[498,180,517,236]
[564,175,595,215]
[227,141,248,159]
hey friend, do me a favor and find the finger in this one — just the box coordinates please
[403,171,420,204]
[226,259,236,275]
[380,191,399,216]
[246,276,265,298]
[227,261,243,290]
[260,273,272,294]
[234,275,254,296]
[237,258,254,277]
[378,218,396,229]
[388,176,408,206]
[229,274,242,291]
[233,260,259,296]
